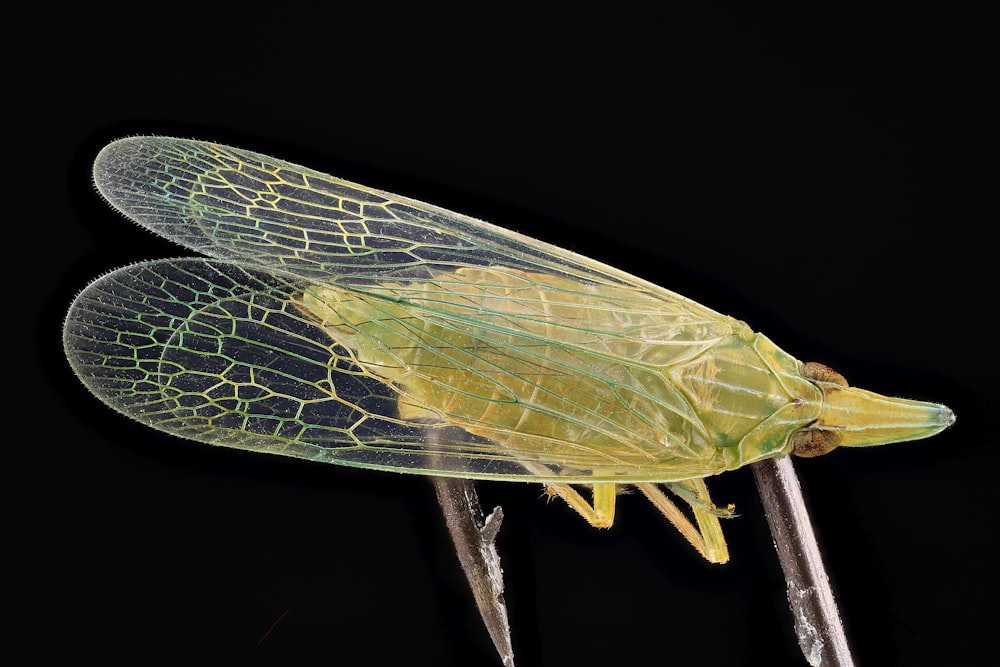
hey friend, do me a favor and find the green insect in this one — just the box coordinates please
[64,137,954,566]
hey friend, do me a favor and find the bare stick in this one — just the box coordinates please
[432,476,515,667]
[751,456,855,667]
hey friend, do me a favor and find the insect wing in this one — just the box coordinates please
[67,138,748,482]
[64,258,550,477]
[93,137,727,327]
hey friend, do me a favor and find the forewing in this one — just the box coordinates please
[93,137,726,327]
[72,138,743,482]
[64,258,582,479]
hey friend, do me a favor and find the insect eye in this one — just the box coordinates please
[791,427,842,457]
[793,362,848,457]
[802,361,849,387]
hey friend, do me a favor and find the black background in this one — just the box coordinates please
[15,5,993,666]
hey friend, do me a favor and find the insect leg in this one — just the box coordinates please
[544,483,617,528]
[635,481,730,564]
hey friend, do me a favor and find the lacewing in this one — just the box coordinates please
[65,137,954,567]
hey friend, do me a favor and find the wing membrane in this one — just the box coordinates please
[93,137,725,326]
[64,259,719,481]
[68,138,744,482]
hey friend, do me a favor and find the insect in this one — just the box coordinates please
[64,137,954,565]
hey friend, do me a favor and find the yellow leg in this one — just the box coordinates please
[636,480,730,564]
[544,482,617,528]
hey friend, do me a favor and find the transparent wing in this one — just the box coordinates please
[68,138,750,482]
[65,258,728,481]
[63,258,560,479]
[93,137,727,328]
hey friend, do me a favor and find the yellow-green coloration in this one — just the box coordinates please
[64,137,954,564]
[298,270,820,479]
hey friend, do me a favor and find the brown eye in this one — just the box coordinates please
[803,361,849,387]
[791,427,843,457]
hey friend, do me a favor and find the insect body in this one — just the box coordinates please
[64,137,954,563]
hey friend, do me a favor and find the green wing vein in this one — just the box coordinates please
[64,137,746,482]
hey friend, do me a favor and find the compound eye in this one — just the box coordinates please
[790,427,842,458]
[803,361,848,387]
